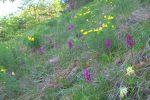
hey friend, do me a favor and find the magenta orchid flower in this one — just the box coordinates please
[106,38,112,49]
[126,34,135,48]
[68,24,75,30]
[84,68,92,82]
[68,39,73,49]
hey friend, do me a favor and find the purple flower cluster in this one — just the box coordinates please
[68,39,73,49]
[38,46,47,55]
[68,24,75,31]
[126,34,135,48]
[84,68,92,83]
[32,46,46,55]
[106,38,112,49]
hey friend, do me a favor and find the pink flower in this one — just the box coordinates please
[126,34,135,48]
[84,68,92,82]
[68,24,75,30]
[68,39,73,49]
[106,38,112,49]
[38,46,46,55]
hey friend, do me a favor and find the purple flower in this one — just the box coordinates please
[68,39,73,49]
[126,34,135,48]
[84,68,92,82]
[68,24,75,30]
[106,38,112,49]
[38,46,46,55]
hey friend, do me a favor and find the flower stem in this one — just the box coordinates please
[131,48,134,65]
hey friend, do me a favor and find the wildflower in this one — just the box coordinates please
[104,15,107,19]
[80,29,84,33]
[99,27,103,31]
[68,39,73,49]
[38,46,47,55]
[126,34,135,48]
[126,66,134,76]
[88,29,93,33]
[0,68,6,73]
[28,36,35,42]
[31,37,35,41]
[12,72,15,76]
[106,38,112,49]
[93,29,98,32]
[108,15,114,20]
[102,24,108,28]
[120,87,128,98]
[83,31,88,35]
[86,11,90,14]
[28,36,32,41]
[84,68,92,82]
[112,25,115,29]
[68,24,75,30]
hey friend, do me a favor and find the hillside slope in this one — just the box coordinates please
[0,0,150,99]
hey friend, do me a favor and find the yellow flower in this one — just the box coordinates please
[28,36,32,41]
[88,29,93,33]
[102,24,108,28]
[99,27,103,31]
[31,37,35,41]
[80,29,84,33]
[28,36,35,42]
[108,15,114,20]
[112,25,115,29]
[120,87,128,98]
[104,15,107,19]
[83,13,87,15]
[94,28,99,32]
[126,66,134,76]
[1,69,6,72]
[83,31,88,35]
[0,67,6,73]
[86,19,89,22]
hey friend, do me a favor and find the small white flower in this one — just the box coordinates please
[126,66,134,76]
[12,72,15,76]
[119,87,128,98]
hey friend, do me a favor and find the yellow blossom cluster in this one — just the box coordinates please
[104,15,114,20]
[80,22,112,35]
[75,6,115,36]
[74,7,92,19]
[103,15,115,29]
[80,26,103,35]
[28,36,35,42]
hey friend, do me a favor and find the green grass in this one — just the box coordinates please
[0,0,150,99]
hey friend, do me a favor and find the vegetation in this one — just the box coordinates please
[0,0,150,99]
